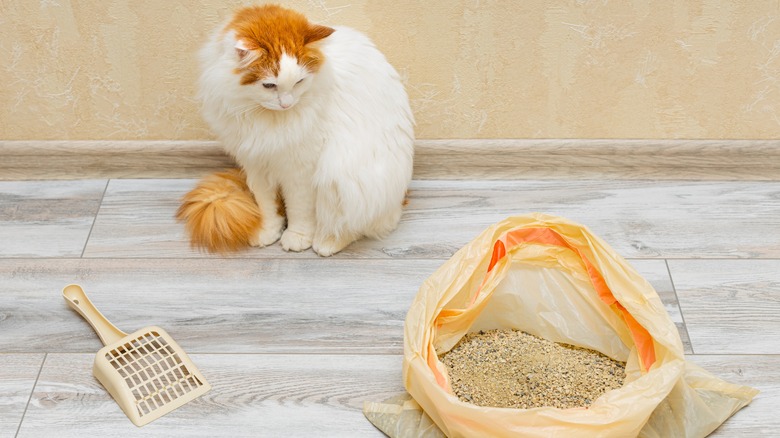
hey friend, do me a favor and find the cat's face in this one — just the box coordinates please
[235,46,314,111]
[226,5,334,111]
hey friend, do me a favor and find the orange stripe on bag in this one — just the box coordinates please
[486,227,656,371]
[427,341,448,388]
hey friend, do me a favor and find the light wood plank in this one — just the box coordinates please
[3,139,780,181]
[687,355,780,437]
[387,179,780,259]
[81,179,197,258]
[0,354,44,436]
[83,179,780,259]
[0,180,106,257]
[669,260,780,354]
[82,177,415,259]
[0,260,691,354]
[0,258,438,354]
[18,353,401,437]
[0,259,693,355]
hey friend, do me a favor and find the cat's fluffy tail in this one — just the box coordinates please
[176,168,262,253]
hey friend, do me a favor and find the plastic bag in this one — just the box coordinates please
[363,393,446,438]
[402,213,758,437]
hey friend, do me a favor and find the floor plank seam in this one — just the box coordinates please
[665,259,695,355]
[23,352,406,356]
[15,352,46,438]
[80,179,110,259]
[686,353,780,357]
[5,256,780,261]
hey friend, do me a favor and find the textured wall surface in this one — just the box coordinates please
[1,0,779,140]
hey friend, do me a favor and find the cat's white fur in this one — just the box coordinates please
[198,25,414,256]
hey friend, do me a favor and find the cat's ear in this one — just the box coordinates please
[304,25,335,45]
[234,39,263,67]
[235,39,251,60]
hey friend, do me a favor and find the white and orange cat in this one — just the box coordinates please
[178,4,414,256]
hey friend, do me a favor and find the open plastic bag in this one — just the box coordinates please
[399,213,758,437]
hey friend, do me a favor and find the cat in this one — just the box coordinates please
[177,4,414,256]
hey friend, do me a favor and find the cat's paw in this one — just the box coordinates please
[250,224,284,248]
[312,234,353,257]
[281,229,313,252]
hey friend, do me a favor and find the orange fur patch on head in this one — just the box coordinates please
[227,4,335,83]
[176,169,263,253]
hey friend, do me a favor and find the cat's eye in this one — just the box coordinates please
[296,79,304,85]
[262,83,276,89]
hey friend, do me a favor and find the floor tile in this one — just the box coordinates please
[83,179,780,259]
[18,353,400,437]
[670,260,780,354]
[0,354,44,436]
[394,180,780,259]
[0,180,106,257]
[0,258,438,354]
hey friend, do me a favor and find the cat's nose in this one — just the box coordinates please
[279,93,294,109]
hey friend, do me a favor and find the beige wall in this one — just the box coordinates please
[1,0,779,140]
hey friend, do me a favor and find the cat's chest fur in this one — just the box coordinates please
[225,100,326,166]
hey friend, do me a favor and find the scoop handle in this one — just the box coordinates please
[63,284,127,346]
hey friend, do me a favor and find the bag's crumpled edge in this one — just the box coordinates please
[363,393,445,438]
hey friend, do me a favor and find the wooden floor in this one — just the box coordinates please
[1,178,778,437]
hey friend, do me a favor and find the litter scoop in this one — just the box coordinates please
[63,284,211,426]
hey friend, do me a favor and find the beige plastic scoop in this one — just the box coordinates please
[63,284,211,426]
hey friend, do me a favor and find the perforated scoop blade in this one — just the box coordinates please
[63,284,211,426]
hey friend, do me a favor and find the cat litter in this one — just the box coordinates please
[63,284,210,426]
[440,329,626,410]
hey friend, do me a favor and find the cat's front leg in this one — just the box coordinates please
[312,231,357,257]
[245,172,285,247]
[279,181,316,252]
[311,183,357,256]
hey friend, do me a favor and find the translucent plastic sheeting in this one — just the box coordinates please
[395,213,757,438]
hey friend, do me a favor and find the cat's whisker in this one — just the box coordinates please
[231,102,260,113]
[237,106,262,116]
[230,103,267,120]
[228,105,251,115]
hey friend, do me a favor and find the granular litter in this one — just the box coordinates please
[440,329,626,409]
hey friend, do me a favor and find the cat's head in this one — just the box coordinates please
[224,5,334,111]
